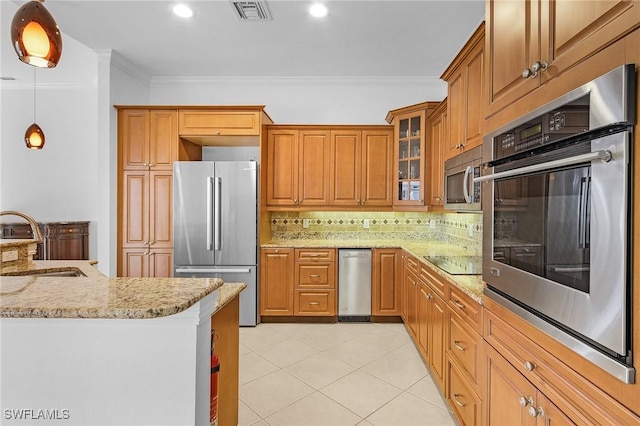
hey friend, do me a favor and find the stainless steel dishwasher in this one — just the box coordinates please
[338,249,372,322]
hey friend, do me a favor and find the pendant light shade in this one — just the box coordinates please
[11,0,63,68]
[25,123,45,149]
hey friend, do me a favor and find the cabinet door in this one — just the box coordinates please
[149,248,173,278]
[417,282,431,357]
[362,130,393,206]
[149,110,178,170]
[447,68,466,159]
[178,110,260,136]
[394,112,426,206]
[405,270,419,336]
[486,345,538,426]
[372,248,401,316]
[429,293,447,389]
[149,171,173,249]
[543,0,640,85]
[120,109,150,170]
[429,103,446,206]
[122,171,149,248]
[486,0,541,116]
[266,129,298,206]
[121,248,149,278]
[330,130,361,206]
[298,130,330,206]
[464,42,484,151]
[260,248,295,315]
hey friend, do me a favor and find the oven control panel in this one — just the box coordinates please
[494,105,588,160]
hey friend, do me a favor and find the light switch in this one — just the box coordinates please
[468,225,474,237]
[302,218,310,229]
[429,219,436,229]
[363,219,370,229]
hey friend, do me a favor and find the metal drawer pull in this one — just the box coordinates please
[310,274,320,278]
[309,302,320,305]
[453,300,465,310]
[524,361,535,371]
[452,394,466,407]
[453,341,466,351]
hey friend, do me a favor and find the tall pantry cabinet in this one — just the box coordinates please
[117,107,201,277]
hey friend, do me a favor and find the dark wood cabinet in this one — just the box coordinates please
[0,221,89,260]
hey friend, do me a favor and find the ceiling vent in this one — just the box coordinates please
[230,1,273,21]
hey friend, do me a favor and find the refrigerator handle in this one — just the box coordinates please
[214,176,222,251]
[207,177,214,250]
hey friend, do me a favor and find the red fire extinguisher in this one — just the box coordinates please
[210,331,220,426]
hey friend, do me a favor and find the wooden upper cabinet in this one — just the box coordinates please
[386,102,439,208]
[265,128,330,207]
[266,129,299,206]
[329,128,393,207]
[361,130,393,206]
[330,130,362,206]
[441,23,485,160]
[298,130,330,206]
[120,109,178,170]
[178,110,260,136]
[428,100,447,206]
[486,0,640,117]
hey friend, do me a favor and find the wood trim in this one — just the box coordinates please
[440,21,486,80]
[211,296,240,426]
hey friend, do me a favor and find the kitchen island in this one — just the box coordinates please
[0,261,245,426]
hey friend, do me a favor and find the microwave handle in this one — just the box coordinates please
[463,166,473,203]
[474,150,612,183]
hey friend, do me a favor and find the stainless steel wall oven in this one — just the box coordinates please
[478,64,636,383]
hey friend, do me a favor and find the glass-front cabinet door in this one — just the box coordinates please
[394,111,426,206]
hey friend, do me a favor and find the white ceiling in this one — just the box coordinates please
[35,0,485,79]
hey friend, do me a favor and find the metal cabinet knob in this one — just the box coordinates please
[522,61,548,79]
[524,361,535,371]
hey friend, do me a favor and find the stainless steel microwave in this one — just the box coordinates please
[444,146,482,211]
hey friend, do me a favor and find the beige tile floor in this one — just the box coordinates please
[238,322,457,426]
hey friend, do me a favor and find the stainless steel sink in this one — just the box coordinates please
[1,268,86,277]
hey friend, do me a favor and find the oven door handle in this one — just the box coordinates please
[474,150,612,183]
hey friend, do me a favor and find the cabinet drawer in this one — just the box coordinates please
[295,248,335,262]
[295,264,335,289]
[448,312,482,390]
[448,286,482,333]
[178,110,260,136]
[419,262,446,299]
[405,253,419,275]
[447,358,481,426]
[294,290,336,316]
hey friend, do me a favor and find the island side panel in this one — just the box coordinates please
[211,296,240,426]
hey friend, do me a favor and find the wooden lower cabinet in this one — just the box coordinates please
[485,344,574,425]
[372,248,401,316]
[259,247,336,318]
[447,357,482,426]
[259,248,295,316]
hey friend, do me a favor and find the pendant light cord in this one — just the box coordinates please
[33,67,37,122]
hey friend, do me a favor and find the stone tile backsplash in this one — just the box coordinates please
[270,211,483,254]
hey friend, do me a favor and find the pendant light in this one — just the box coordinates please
[25,67,45,150]
[11,0,63,68]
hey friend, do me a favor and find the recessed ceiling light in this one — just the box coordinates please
[173,4,193,18]
[309,3,328,18]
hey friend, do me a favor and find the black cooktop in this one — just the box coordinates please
[423,255,483,275]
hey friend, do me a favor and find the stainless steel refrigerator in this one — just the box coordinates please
[173,161,258,326]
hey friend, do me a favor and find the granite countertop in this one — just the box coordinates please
[0,261,245,319]
[262,239,485,304]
